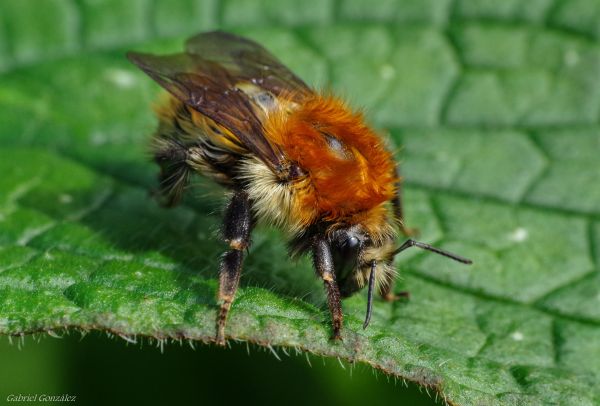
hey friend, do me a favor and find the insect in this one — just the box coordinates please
[128,31,472,345]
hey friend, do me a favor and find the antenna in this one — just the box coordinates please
[362,240,471,330]
[393,239,472,264]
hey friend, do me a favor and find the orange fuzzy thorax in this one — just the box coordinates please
[266,94,397,225]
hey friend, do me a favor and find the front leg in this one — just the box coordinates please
[312,236,343,341]
[216,190,252,346]
[379,278,410,302]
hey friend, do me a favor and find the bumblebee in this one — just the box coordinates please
[128,31,471,345]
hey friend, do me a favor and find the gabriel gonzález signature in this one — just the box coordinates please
[7,394,76,402]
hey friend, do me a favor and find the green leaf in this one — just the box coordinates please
[1,0,599,404]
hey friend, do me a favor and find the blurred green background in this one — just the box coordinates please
[0,334,438,405]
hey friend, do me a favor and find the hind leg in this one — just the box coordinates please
[216,190,253,345]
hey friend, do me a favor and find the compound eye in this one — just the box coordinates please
[346,236,360,249]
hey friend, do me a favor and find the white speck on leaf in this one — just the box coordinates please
[59,194,73,204]
[90,131,107,146]
[508,227,528,242]
[106,68,136,88]
[380,64,395,80]
[511,331,524,341]
[564,49,580,67]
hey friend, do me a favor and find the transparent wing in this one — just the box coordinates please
[127,50,284,171]
[185,31,312,102]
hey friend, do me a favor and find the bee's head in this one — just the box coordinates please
[328,221,471,330]
[329,225,397,298]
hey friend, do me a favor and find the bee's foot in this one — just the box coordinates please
[382,291,410,302]
[330,321,344,342]
[215,332,226,347]
[215,319,227,346]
